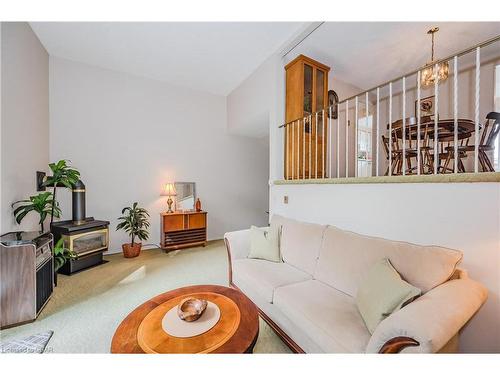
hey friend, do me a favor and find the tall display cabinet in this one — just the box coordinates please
[285,55,330,179]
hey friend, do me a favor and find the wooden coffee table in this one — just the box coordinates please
[111,285,259,353]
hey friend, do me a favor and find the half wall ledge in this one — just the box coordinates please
[274,172,500,185]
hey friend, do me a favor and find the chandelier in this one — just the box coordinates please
[420,27,449,87]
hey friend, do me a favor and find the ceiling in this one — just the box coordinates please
[288,22,500,90]
[30,22,304,96]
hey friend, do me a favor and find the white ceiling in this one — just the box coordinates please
[288,22,500,90]
[30,22,304,96]
[29,22,499,105]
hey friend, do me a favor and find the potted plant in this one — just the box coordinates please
[12,192,61,232]
[43,159,80,225]
[116,202,150,258]
[52,238,76,285]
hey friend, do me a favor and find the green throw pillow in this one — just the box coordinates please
[248,225,281,263]
[356,258,421,334]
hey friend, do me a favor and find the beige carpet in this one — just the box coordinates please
[0,241,291,353]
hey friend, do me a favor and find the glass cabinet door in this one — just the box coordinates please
[316,69,325,111]
[316,69,325,134]
[303,64,313,114]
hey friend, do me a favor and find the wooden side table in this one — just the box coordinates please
[160,211,207,251]
[110,285,259,353]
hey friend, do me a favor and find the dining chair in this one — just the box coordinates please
[381,135,400,176]
[390,120,419,175]
[436,134,469,173]
[443,112,500,173]
[418,118,437,174]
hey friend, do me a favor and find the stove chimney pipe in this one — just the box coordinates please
[72,180,86,225]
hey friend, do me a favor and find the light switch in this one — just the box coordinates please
[284,195,289,204]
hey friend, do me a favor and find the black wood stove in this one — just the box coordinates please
[50,180,110,275]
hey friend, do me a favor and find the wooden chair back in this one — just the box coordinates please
[381,135,390,160]
[480,112,500,148]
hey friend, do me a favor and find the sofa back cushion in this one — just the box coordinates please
[314,226,462,296]
[271,215,327,275]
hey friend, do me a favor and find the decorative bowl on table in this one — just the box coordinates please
[177,297,208,322]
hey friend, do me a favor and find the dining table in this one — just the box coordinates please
[388,117,479,141]
[386,117,481,174]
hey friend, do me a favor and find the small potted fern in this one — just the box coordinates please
[116,202,150,258]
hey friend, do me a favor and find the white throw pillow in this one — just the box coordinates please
[247,225,281,263]
[356,258,421,334]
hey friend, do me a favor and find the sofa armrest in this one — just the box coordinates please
[224,229,251,261]
[224,229,251,285]
[366,277,488,353]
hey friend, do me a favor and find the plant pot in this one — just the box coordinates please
[122,243,142,258]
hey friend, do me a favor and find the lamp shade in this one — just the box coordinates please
[161,183,177,196]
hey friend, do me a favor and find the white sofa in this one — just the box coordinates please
[224,215,488,353]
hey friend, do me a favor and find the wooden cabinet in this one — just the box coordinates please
[160,211,207,251]
[285,55,330,179]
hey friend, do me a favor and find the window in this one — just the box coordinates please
[357,114,373,177]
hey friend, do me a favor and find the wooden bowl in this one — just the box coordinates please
[177,297,208,322]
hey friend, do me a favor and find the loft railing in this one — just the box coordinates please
[279,35,500,180]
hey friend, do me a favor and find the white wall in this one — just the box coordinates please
[270,182,500,353]
[1,22,49,233]
[49,57,269,253]
[227,55,276,138]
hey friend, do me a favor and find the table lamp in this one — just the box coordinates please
[161,183,177,213]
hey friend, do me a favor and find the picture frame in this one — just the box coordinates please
[415,95,435,117]
[328,90,339,119]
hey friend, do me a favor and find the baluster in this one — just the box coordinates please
[345,100,349,178]
[296,121,299,179]
[389,83,392,176]
[329,106,332,178]
[315,112,318,178]
[376,87,380,176]
[309,115,312,179]
[475,47,480,173]
[434,64,439,174]
[355,96,358,178]
[417,72,421,175]
[337,103,340,178]
[402,77,406,176]
[365,91,369,177]
[322,109,325,178]
[285,124,289,180]
[454,56,458,174]
[291,120,295,179]
[302,118,306,179]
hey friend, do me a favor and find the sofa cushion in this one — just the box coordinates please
[273,280,371,353]
[248,225,281,262]
[315,226,463,297]
[271,214,327,275]
[356,258,421,334]
[232,258,311,303]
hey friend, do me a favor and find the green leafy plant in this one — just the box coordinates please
[116,202,150,245]
[53,238,76,272]
[12,192,61,232]
[43,159,80,225]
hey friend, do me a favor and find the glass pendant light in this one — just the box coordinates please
[420,27,449,87]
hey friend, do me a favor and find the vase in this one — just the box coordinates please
[195,198,202,212]
[122,243,142,258]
